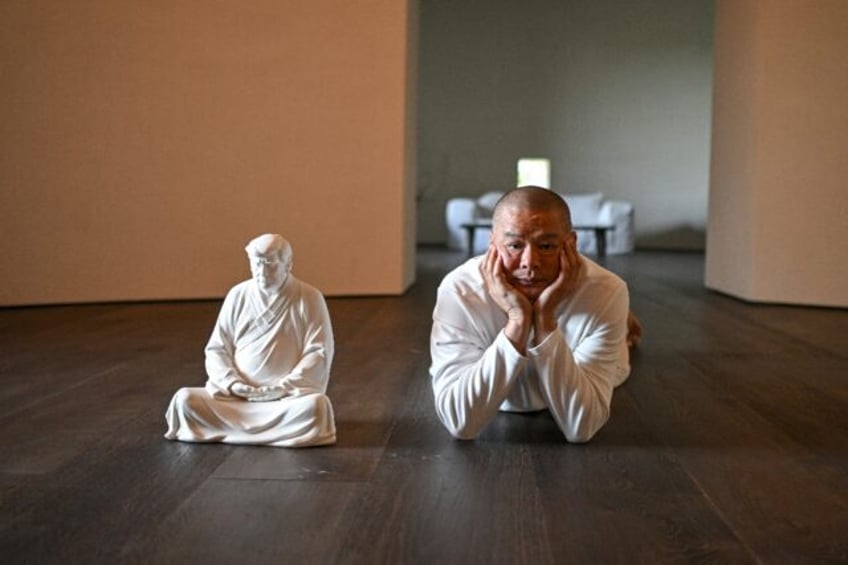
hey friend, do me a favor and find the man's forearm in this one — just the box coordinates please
[532,312,558,347]
[530,333,614,442]
[431,333,526,439]
[503,309,531,355]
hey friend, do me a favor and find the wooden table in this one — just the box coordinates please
[460,221,614,258]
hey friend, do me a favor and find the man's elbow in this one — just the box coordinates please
[563,426,600,444]
[560,408,610,443]
[436,406,482,440]
[446,424,479,440]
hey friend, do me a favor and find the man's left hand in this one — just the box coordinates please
[534,243,583,340]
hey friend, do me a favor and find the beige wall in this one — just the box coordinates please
[706,0,848,307]
[1,0,416,306]
[417,0,715,249]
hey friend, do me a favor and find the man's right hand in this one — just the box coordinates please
[481,245,532,352]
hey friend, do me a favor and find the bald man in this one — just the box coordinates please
[430,186,631,442]
[165,234,336,447]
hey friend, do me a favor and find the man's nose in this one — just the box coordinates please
[520,246,538,270]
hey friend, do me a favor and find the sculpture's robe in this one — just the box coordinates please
[165,275,336,447]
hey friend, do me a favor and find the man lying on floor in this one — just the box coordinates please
[165,233,336,447]
[430,186,639,442]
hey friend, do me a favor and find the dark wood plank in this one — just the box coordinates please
[334,443,554,564]
[629,354,848,563]
[1,423,235,563]
[126,479,361,564]
[529,385,759,563]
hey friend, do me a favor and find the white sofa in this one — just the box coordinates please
[445,191,635,255]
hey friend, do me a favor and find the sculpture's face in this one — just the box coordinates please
[249,253,287,293]
[492,205,575,302]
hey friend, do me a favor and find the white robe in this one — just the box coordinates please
[430,255,630,442]
[165,275,336,447]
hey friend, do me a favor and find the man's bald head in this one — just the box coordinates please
[492,186,572,230]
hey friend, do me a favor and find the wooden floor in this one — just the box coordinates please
[2,250,847,564]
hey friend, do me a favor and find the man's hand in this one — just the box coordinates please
[533,242,583,343]
[481,245,532,352]
[626,310,643,348]
[481,245,532,316]
[246,385,287,403]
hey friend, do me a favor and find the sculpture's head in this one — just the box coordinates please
[245,233,293,294]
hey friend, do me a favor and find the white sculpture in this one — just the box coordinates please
[164,234,336,447]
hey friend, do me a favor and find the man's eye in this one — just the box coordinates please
[506,243,523,251]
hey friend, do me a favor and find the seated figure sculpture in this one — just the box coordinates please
[164,233,336,447]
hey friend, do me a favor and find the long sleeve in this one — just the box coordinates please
[204,290,243,397]
[431,320,527,439]
[430,275,533,439]
[529,284,630,442]
[429,256,631,443]
[276,287,334,396]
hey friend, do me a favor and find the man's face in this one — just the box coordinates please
[249,253,287,293]
[492,205,575,302]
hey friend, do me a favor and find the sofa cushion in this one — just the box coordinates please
[475,191,504,216]
[561,192,604,226]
